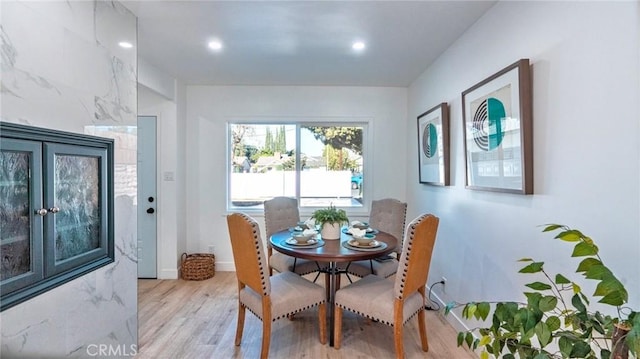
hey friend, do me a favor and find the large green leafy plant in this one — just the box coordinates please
[311,204,349,226]
[445,224,639,359]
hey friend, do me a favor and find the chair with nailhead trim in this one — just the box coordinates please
[227,213,327,359]
[333,213,439,358]
[264,196,325,278]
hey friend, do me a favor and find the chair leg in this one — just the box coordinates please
[334,305,343,349]
[318,302,327,344]
[260,319,271,359]
[417,308,429,352]
[394,300,404,359]
[235,303,246,346]
[394,324,404,359]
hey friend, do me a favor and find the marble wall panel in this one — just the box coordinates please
[0,1,138,357]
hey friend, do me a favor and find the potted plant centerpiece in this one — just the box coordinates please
[445,224,639,359]
[311,204,349,240]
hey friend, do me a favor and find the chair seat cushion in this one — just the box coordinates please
[240,271,325,321]
[335,274,424,326]
[344,259,399,278]
[270,252,324,275]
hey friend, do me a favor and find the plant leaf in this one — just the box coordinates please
[559,336,572,357]
[480,351,489,359]
[457,332,464,347]
[555,229,582,242]
[542,224,564,232]
[555,274,571,284]
[576,258,602,273]
[546,316,561,331]
[535,322,552,347]
[572,294,587,313]
[539,296,558,312]
[519,262,544,273]
[572,241,598,257]
[465,332,474,348]
[518,258,534,262]
[598,289,627,306]
[593,276,625,297]
[477,302,491,321]
[445,301,456,315]
[572,283,582,294]
[584,265,613,280]
[526,282,552,291]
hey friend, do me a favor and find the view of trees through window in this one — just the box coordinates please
[229,123,365,209]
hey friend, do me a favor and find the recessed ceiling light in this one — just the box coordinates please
[352,41,366,51]
[208,40,223,51]
[118,41,133,49]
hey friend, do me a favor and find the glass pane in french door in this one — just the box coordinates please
[0,150,32,279]
[53,154,101,261]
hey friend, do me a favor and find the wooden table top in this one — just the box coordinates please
[269,229,397,263]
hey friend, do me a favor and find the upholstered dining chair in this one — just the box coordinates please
[334,213,439,358]
[227,213,327,359]
[264,196,322,277]
[344,198,407,279]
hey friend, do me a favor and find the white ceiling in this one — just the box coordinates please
[122,1,496,87]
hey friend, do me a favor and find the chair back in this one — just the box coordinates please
[369,198,407,254]
[393,214,439,299]
[264,196,300,241]
[227,213,270,296]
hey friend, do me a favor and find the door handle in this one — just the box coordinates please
[146,208,155,214]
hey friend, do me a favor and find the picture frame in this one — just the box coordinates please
[417,102,450,186]
[462,59,533,194]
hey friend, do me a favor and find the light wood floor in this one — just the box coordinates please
[137,272,477,359]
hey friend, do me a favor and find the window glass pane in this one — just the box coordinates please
[0,150,31,280]
[54,155,100,261]
[299,125,363,208]
[230,124,297,208]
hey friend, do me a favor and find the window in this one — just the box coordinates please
[229,122,366,210]
[0,122,114,311]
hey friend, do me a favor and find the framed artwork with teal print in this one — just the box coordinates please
[417,103,450,186]
[462,59,533,194]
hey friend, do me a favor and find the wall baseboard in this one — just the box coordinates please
[158,268,179,279]
[216,261,236,272]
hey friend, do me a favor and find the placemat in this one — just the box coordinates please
[342,240,387,252]
[281,238,325,249]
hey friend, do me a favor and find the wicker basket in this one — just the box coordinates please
[181,253,215,280]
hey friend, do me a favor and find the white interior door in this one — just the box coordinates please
[137,116,157,278]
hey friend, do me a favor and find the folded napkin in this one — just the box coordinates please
[349,228,367,238]
[305,218,316,228]
[302,228,318,237]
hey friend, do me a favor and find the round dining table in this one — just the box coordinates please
[269,228,398,346]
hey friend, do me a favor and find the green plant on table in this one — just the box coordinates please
[445,224,639,359]
[311,204,349,226]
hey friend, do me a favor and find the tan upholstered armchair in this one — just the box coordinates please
[334,213,439,358]
[344,198,407,278]
[227,213,327,359]
[264,196,322,277]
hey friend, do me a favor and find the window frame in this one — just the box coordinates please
[226,118,371,217]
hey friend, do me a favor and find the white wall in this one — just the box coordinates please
[185,86,407,270]
[0,1,138,356]
[407,1,640,330]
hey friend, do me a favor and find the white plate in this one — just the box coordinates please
[347,239,381,248]
[286,237,318,246]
